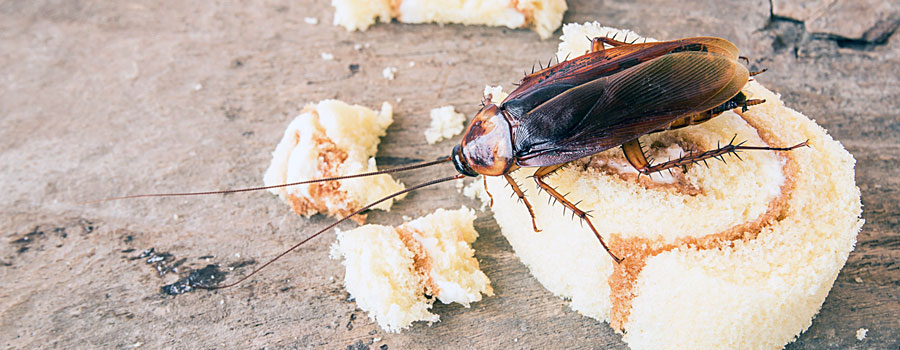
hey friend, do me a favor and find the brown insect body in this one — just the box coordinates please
[452,36,750,174]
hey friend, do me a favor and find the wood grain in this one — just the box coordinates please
[1,0,897,349]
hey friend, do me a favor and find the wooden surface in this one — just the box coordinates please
[1,0,897,349]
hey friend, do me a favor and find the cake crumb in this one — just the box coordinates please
[483,85,508,103]
[856,328,868,340]
[321,52,334,61]
[424,106,467,144]
[462,177,491,211]
[854,277,863,283]
[382,66,397,80]
[304,17,319,24]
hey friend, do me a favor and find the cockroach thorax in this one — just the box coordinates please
[454,104,515,177]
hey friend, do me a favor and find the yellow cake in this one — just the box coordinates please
[424,105,467,144]
[331,207,493,332]
[484,22,863,349]
[263,100,405,224]
[331,0,568,39]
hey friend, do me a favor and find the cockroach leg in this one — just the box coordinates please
[504,174,540,232]
[590,37,605,53]
[533,165,623,263]
[591,36,631,53]
[749,67,768,76]
[622,138,651,174]
[482,176,494,207]
[481,93,493,106]
[738,56,750,65]
[623,136,808,175]
[740,98,766,112]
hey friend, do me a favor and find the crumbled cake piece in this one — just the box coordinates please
[382,66,397,80]
[483,84,508,103]
[331,207,493,332]
[331,0,568,39]
[424,106,466,144]
[856,328,868,341]
[263,100,404,224]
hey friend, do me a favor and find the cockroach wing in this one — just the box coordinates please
[514,51,749,167]
[504,37,740,106]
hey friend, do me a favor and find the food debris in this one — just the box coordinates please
[856,328,868,340]
[382,66,397,80]
[321,52,334,61]
[424,106,466,144]
[462,177,490,211]
[304,17,319,24]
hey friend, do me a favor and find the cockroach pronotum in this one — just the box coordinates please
[94,35,807,288]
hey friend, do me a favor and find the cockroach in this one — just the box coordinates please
[96,35,807,288]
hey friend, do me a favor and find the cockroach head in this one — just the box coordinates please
[452,145,478,177]
[452,104,515,177]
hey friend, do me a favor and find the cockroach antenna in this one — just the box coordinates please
[80,157,452,204]
[82,156,461,289]
[199,173,465,290]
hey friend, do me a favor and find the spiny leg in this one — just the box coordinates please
[482,175,494,207]
[533,164,623,263]
[504,174,540,232]
[621,139,651,170]
[622,136,808,175]
[740,98,765,112]
[591,36,631,52]
[749,67,768,76]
